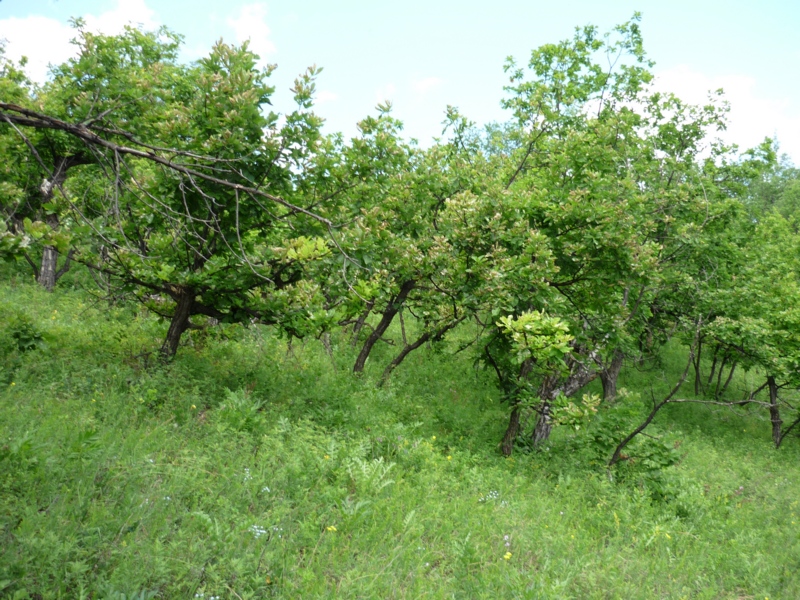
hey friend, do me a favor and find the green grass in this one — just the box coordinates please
[1,277,800,599]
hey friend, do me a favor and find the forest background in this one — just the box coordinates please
[1,4,800,599]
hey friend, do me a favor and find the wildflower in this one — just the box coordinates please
[262,486,271,493]
[324,455,330,460]
[91,399,96,403]
[431,436,436,441]
[326,525,337,532]
[504,534,511,548]
[503,552,512,560]
[10,382,15,386]
[249,525,267,538]
[665,533,671,540]
[447,456,452,460]
[191,404,196,409]
[244,468,252,481]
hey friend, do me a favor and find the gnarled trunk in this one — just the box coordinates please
[600,350,624,402]
[37,244,59,291]
[353,280,415,373]
[160,290,195,360]
[531,360,597,447]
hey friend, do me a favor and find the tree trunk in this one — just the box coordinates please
[693,337,703,395]
[501,406,521,456]
[530,359,598,447]
[160,290,195,359]
[768,376,782,448]
[35,157,79,291]
[37,244,58,291]
[600,350,624,402]
[353,280,415,373]
[532,402,552,447]
[349,301,374,347]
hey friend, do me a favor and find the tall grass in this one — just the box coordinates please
[1,277,799,599]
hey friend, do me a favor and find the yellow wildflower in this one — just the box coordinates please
[503,552,512,560]
[326,525,337,532]
[447,456,452,460]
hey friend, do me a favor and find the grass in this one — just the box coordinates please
[1,273,800,599]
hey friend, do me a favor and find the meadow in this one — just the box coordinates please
[1,270,799,600]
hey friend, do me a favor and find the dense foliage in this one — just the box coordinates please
[2,14,800,597]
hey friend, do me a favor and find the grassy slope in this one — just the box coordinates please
[1,276,799,599]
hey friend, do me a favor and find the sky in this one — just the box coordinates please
[1,0,799,164]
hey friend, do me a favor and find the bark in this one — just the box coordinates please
[531,359,598,447]
[35,156,84,291]
[349,301,374,347]
[353,280,415,373]
[532,402,553,447]
[768,376,782,448]
[160,290,195,359]
[693,337,703,395]
[37,244,59,291]
[501,358,535,456]
[600,350,624,402]
[501,406,521,457]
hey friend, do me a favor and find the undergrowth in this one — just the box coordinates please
[1,277,799,599]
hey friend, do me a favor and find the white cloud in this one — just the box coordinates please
[0,16,74,82]
[0,0,160,83]
[412,76,442,94]
[653,65,800,164]
[226,3,276,65]
[315,90,338,105]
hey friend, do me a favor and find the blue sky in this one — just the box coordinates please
[2,0,799,163]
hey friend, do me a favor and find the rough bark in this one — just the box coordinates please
[531,359,598,447]
[768,376,782,448]
[349,301,374,347]
[600,350,624,402]
[500,358,535,456]
[353,280,415,373]
[34,156,85,291]
[37,244,59,291]
[160,290,195,359]
[501,406,521,457]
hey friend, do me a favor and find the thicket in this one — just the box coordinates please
[2,14,800,597]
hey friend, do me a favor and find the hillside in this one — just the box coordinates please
[2,276,799,599]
